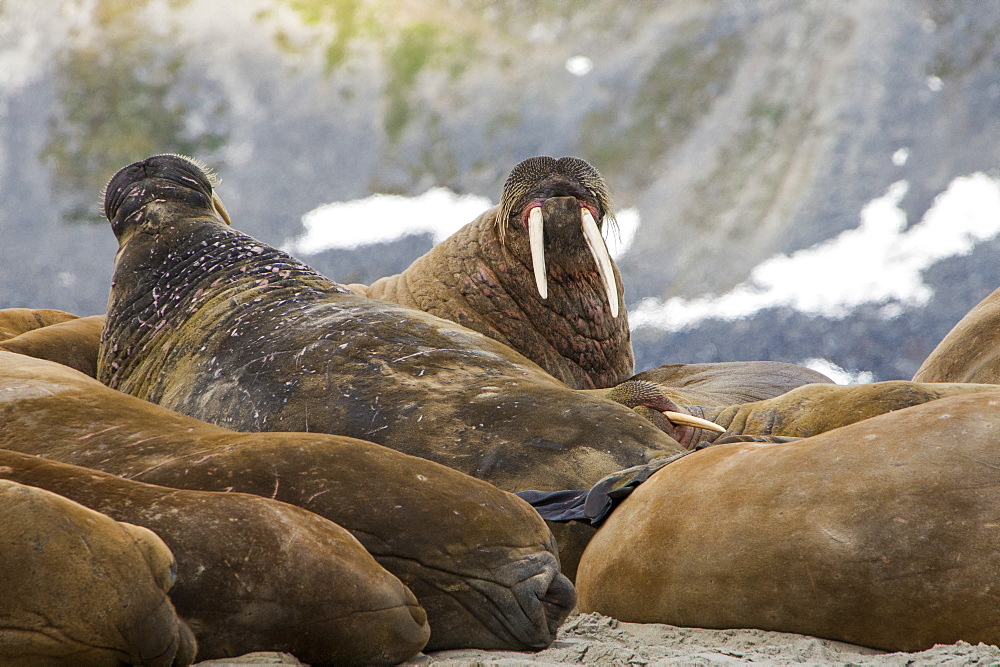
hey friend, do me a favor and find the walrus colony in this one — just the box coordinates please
[6,152,1000,661]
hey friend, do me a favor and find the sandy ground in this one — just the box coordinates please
[196,612,1000,666]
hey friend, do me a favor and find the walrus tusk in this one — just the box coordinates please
[661,410,727,433]
[528,206,547,300]
[212,192,232,226]
[581,208,619,318]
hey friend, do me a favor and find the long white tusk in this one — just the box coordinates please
[662,410,727,433]
[581,208,619,317]
[528,206,547,300]
[212,192,232,226]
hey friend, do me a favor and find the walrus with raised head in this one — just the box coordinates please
[0,446,430,665]
[353,156,631,389]
[0,478,196,666]
[0,350,575,652]
[97,154,695,492]
[575,391,1000,652]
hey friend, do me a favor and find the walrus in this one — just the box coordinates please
[351,156,631,389]
[693,379,1000,442]
[575,391,1000,652]
[0,478,196,666]
[98,154,692,491]
[0,306,80,340]
[623,360,835,407]
[913,285,1000,383]
[0,447,430,665]
[0,350,575,651]
[0,313,104,377]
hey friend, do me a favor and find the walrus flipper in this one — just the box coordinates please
[517,451,692,525]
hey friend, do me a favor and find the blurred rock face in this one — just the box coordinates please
[2,0,998,380]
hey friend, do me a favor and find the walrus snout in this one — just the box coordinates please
[413,546,575,652]
[475,549,577,650]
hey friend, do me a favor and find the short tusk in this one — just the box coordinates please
[528,206,547,300]
[581,208,619,317]
[212,192,232,226]
[661,410,727,433]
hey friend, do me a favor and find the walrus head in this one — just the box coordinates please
[104,154,231,239]
[606,380,727,448]
[495,156,620,317]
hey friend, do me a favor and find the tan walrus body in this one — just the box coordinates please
[0,350,575,652]
[914,286,1000,383]
[0,479,196,666]
[577,391,1000,652]
[0,445,429,665]
[0,307,79,340]
[696,380,1000,440]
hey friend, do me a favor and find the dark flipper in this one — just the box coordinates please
[517,451,692,525]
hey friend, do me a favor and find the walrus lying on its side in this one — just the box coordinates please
[0,446,429,665]
[575,391,1000,652]
[0,350,575,652]
[0,309,104,377]
[352,156,632,389]
[0,307,79,340]
[693,379,1000,441]
[0,479,196,666]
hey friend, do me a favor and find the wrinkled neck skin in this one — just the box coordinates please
[399,205,633,390]
[487,203,633,389]
[99,201,337,397]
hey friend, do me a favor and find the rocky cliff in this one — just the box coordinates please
[1,0,997,379]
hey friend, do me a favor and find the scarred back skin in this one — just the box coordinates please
[360,157,633,390]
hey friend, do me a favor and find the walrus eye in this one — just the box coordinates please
[212,192,232,226]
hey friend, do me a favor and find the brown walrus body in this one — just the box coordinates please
[913,286,1000,383]
[0,307,79,340]
[0,446,429,665]
[0,478,196,666]
[0,313,104,377]
[355,157,632,389]
[576,391,1000,652]
[0,350,575,652]
[98,155,683,493]
[695,379,1000,441]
